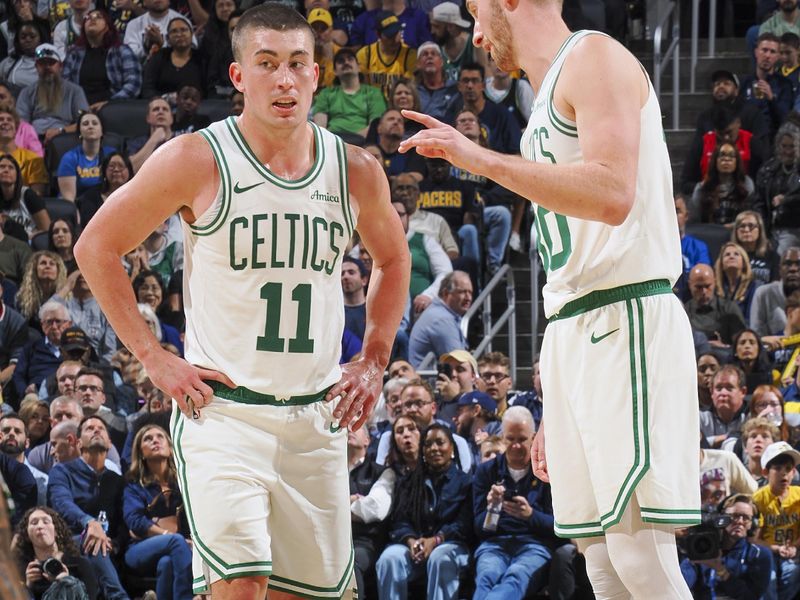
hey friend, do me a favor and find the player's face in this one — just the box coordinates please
[231,27,318,130]
[725,502,753,539]
[467,0,518,72]
[502,421,534,469]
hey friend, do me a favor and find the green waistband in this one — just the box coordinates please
[206,381,331,406]
[548,279,673,322]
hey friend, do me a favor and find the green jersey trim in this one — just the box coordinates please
[191,129,232,236]
[170,411,273,579]
[335,136,354,237]
[226,117,325,189]
[206,380,332,405]
[268,546,354,598]
[548,279,672,321]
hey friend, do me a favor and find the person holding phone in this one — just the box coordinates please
[435,349,480,424]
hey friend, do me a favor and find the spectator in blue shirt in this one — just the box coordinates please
[676,193,712,301]
[409,270,471,368]
[680,493,773,599]
[472,406,564,600]
[56,111,116,201]
[123,424,192,600]
[47,415,129,600]
[349,0,431,48]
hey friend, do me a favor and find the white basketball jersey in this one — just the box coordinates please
[181,118,357,396]
[522,30,681,318]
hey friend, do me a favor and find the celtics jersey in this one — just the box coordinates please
[182,118,357,396]
[522,30,681,318]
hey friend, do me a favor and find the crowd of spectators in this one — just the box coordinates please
[6,0,800,598]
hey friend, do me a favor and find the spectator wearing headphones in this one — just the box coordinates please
[680,493,774,598]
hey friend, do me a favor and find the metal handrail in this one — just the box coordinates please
[653,1,680,130]
[459,264,517,376]
[690,0,717,92]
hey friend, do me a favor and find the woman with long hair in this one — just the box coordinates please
[386,415,421,477]
[697,352,721,411]
[376,423,472,600]
[691,143,754,226]
[730,328,774,393]
[714,241,760,322]
[62,9,140,109]
[123,424,193,600]
[12,506,98,599]
[132,270,183,353]
[76,151,132,226]
[732,210,780,286]
[56,111,116,201]
[0,153,49,238]
[15,250,66,326]
[48,218,78,273]
[366,78,423,143]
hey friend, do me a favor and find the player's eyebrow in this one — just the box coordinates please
[254,49,310,58]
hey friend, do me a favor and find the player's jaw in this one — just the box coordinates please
[470,0,519,72]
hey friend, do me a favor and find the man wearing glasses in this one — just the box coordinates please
[12,300,71,399]
[680,493,773,598]
[752,247,800,337]
[75,367,126,450]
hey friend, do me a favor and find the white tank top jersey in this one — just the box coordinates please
[522,30,681,319]
[181,118,358,396]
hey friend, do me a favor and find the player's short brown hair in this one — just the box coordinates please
[232,4,314,63]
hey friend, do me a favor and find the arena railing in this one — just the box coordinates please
[653,0,681,130]
[689,0,717,92]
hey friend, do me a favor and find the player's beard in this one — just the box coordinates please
[488,0,519,72]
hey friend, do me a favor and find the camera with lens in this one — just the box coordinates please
[679,511,732,560]
[40,557,65,579]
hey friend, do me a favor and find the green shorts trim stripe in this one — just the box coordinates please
[205,380,332,405]
[640,507,703,525]
[548,279,672,322]
[554,520,605,538]
[171,409,273,580]
[268,545,355,599]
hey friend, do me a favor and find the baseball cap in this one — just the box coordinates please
[35,43,62,63]
[457,391,497,412]
[61,326,90,352]
[439,349,479,374]
[761,441,800,470]
[431,1,471,28]
[711,69,739,89]
[376,11,402,37]
[307,8,332,28]
[334,47,358,65]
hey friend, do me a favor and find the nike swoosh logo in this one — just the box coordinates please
[329,422,341,434]
[590,328,620,344]
[233,181,265,194]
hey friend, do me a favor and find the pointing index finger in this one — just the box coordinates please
[401,109,445,128]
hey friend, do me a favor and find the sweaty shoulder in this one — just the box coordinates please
[558,34,649,113]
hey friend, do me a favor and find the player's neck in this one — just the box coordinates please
[518,19,573,91]
[237,114,315,179]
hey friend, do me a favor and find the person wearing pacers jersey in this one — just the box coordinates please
[74,4,410,600]
[398,0,700,598]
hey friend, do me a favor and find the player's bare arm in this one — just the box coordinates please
[326,145,410,430]
[74,133,235,417]
[400,36,647,225]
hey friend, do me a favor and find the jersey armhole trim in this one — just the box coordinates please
[190,129,231,236]
[335,136,355,236]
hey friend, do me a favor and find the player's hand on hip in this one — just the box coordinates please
[398,110,484,171]
[326,358,383,431]
[531,420,549,482]
[143,349,236,418]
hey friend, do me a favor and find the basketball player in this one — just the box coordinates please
[398,1,700,598]
[74,5,409,600]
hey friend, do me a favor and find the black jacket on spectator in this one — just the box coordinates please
[141,48,204,98]
[389,462,472,544]
[473,453,564,550]
[12,337,60,399]
[444,98,522,155]
[0,454,36,526]
[25,552,98,600]
[739,73,794,139]
[350,457,389,545]
[695,99,770,143]
[751,157,800,232]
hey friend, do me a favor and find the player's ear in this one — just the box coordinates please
[230,62,245,93]
[312,61,319,94]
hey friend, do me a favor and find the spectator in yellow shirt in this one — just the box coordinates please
[0,105,47,195]
[754,441,800,599]
[357,11,416,101]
